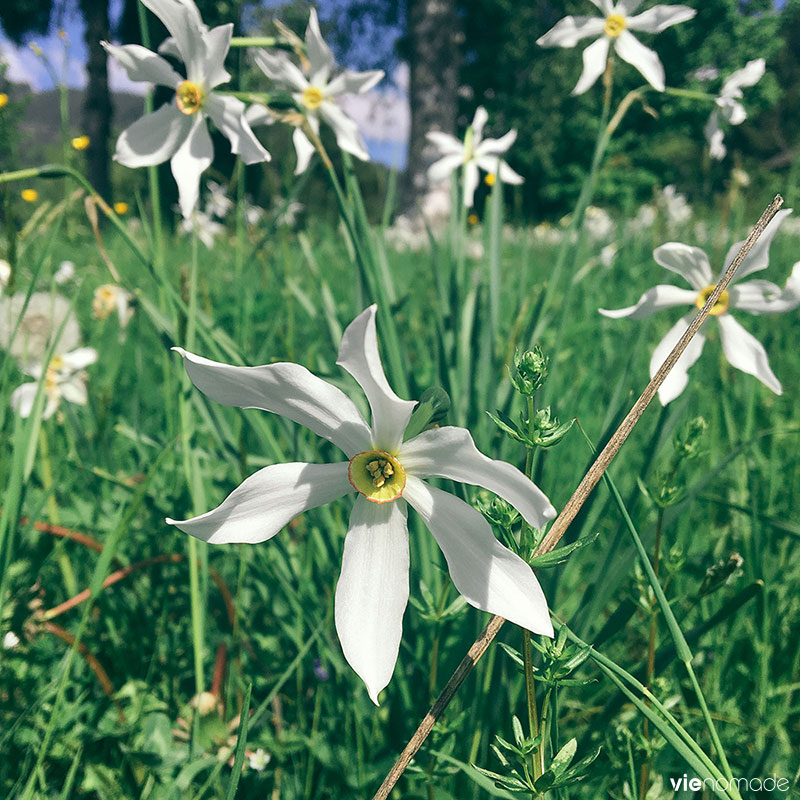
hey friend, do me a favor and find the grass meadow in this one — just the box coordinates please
[1,173,799,799]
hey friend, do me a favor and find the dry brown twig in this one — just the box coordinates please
[370,194,785,800]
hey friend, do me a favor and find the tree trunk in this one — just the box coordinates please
[402,0,461,209]
[81,0,112,202]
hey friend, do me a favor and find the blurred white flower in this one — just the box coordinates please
[11,347,98,419]
[659,185,692,226]
[248,748,271,772]
[426,106,523,207]
[532,222,565,245]
[693,65,719,82]
[537,0,695,95]
[600,210,797,404]
[466,238,485,260]
[584,205,615,240]
[705,59,765,160]
[180,209,225,249]
[0,259,10,294]
[421,186,451,223]
[0,292,81,363]
[93,284,135,329]
[628,203,657,233]
[384,215,429,253]
[3,631,20,650]
[54,260,76,285]
[252,9,383,173]
[103,0,269,218]
[206,181,233,219]
[272,200,303,228]
[168,305,555,703]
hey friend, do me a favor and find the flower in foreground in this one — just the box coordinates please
[11,347,98,419]
[704,59,765,160]
[168,305,556,703]
[427,107,523,207]
[599,209,798,404]
[251,9,383,173]
[102,0,269,218]
[536,0,696,95]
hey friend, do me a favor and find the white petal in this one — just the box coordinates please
[650,314,707,405]
[425,131,463,156]
[613,31,665,91]
[717,314,782,394]
[572,36,610,96]
[174,348,372,457]
[730,263,800,315]
[293,128,316,175]
[59,377,88,405]
[114,102,192,168]
[318,102,369,161]
[335,497,409,705]
[327,69,384,96]
[10,383,37,418]
[471,106,489,142]
[141,0,205,79]
[202,23,233,88]
[719,97,747,125]
[599,284,696,319]
[616,0,644,13]
[463,162,480,207]
[536,15,606,48]
[722,208,792,281]
[404,478,553,636]
[476,129,517,157]
[497,160,524,185]
[205,94,270,164]
[244,104,273,127]
[167,462,352,543]
[101,42,181,87]
[305,8,336,84]
[653,242,713,290]
[253,49,308,91]
[399,426,556,528]
[427,153,463,184]
[704,111,726,160]
[61,347,98,370]
[721,58,765,96]
[626,5,696,33]
[588,0,612,12]
[336,305,415,453]
[171,114,213,219]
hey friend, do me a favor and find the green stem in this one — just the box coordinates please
[522,629,543,780]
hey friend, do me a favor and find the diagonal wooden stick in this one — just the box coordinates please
[371,194,785,800]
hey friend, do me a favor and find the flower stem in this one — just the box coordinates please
[522,629,543,780]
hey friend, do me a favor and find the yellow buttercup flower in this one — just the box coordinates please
[114,202,129,215]
[71,135,90,150]
[21,189,38,203]
[0,94,8,109]
[467,213,479,226]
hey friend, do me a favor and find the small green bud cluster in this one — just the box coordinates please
[474,491,520,529]
[673,416,708,460]
[510,346,548,397]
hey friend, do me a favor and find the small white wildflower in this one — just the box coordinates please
[54,260,76,285]
[3,631,20,650]
[248,748,271,772]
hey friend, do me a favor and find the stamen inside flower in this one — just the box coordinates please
[484,173,496,187]
[604,14,627,37]
[695,285,730,315]
[301,86,324,111]
[348,450,406,503]
[93,286,117,320]
[176,81,205,115]
[45,354,64,392]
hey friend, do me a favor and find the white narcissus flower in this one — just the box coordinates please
[426,107,523,207]
[600,210,798,404]
[704,59,765,160]
[536,0,696,95]
[0,291,81,363]
[251,9,383,173]
[168,305,556,703]
[93,284,135,329]
[11,347,98,419]
[102,0,269,219]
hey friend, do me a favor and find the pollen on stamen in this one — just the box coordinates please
[176,81,205,115]
[301,86,324,111]
[604,14,626,37]
[349,450,406,503]
[695,285,730,316]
